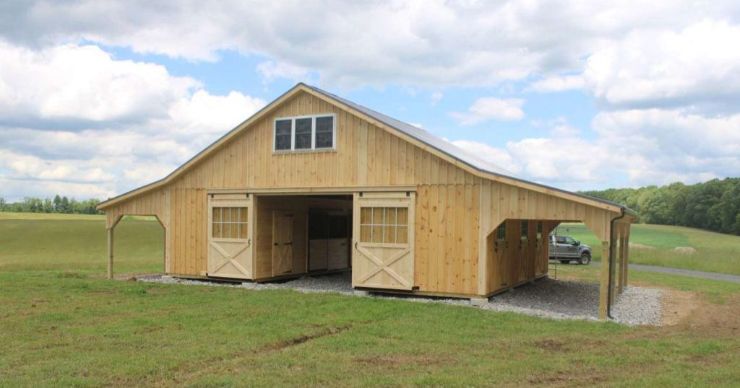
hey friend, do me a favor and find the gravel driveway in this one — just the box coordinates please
[590,261,740,284]
[138,273,663,326]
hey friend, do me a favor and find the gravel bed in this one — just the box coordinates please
[611,286,663,325]
[481,278,663,325]
[137,273,663,325]
[137,272,355,295]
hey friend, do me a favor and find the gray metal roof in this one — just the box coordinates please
[303,84,514,177]
[303,83,630,213]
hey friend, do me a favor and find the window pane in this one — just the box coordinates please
[536,223,542,240]
[372,208,384,224]
[316,116,333,133]
[238,222,247,239]
[275,119,292,135]
[275,120,292,150]
[384,224,396,244]
[371,226,383,243]
[396,208,408,225]
[238,207,247,223]
[295,118,312,149]
[360,208,372,225]
[386,208,397,226]
[275,135,291,150]
[316,131,332,148]
[223,208,231,223]
[521,221,528,238]
[213,222,222,238]
[396,226,408,244]
[222,222,231,239]
[360,225,372,242]
[497,223,506,240]
[213,207,222,223]
[315,116,333,148]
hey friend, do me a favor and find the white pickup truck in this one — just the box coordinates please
[549,235,592,265]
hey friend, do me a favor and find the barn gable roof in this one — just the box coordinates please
[98,83,627,213]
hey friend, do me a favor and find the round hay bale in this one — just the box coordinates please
[673,246,697,254]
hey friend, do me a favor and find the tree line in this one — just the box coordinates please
[0,195,101,215]
[580,178,740,235]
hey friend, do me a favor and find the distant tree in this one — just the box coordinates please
[0,197,5,211]
[60,196,71,213]
[53,195,62,213]
[581,177,739,235]
[43,198,54,213]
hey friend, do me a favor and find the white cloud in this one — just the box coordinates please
[529,75,584,93]
[451,97,525,125]
[592,108,740,184]
[451,140,520,175]
[256,60,310,83]
[454,109,740,190]
[0,41,266,201]
[584,20,740,111]
[167,90,266,138]
[4,1,737,88]
[0,42,197,127]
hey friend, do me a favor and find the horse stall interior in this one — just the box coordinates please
[252,194,352,281]
[486,219,556,294]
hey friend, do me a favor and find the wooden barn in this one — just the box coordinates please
[97,83,635,319]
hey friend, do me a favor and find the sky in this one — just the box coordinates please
[1,0,739,202]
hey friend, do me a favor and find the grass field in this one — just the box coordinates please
[555,223,740,275]
[1,213,739,386]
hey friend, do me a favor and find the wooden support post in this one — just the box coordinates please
[107,227,114,280]
[598,240,610,320]
[477,184,492,296]
[622,234,630,288]
[616,236,623,294]
[617,234,624,294]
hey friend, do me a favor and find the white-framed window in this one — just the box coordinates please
[273,114,336,152]
[359,206,409,244]
[212,207,248,240]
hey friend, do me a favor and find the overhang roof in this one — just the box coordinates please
[98,83,631,215]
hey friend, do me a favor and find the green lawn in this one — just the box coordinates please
[1,213,739,386]
[555,223,740,275]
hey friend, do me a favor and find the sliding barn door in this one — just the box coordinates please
[207,193,253,279]
[352,192,415,290]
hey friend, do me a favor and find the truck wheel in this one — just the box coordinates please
[579,253,591,265]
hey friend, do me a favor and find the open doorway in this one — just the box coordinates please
[107,215,165,278]
[251,194,352,281]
